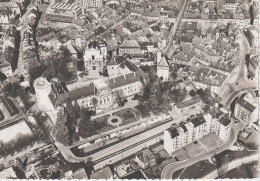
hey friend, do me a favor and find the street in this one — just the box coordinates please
[163,0,188,58]
[54,114,195,166]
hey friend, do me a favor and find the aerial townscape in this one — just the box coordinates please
[0,0,258,179]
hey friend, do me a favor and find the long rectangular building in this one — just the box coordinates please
[45,3,82,23]
[164,112,231,156]
[36,72,144,114]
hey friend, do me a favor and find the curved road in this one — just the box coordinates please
[161,123,241,179]
[55,117,175,164]
[203,152,258,178]
[220,30,258,108]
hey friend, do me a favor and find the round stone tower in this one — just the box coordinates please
[33,77,52,112]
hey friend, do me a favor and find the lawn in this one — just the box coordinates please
[113,108,141,126]
[121,111,135,120]
[172,168,184,179]
[179,160,216,179]
[92,115,110,130]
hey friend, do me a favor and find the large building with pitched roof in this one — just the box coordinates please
[45,3,82,23]
[119,39,141,55]
[106,55,138,78]
[34,71,144,114]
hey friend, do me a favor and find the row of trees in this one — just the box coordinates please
[138,80,188,115]
[29,46,77,84]
[0,133,39,158]
[139,65,217,115]
[54,100,95,145]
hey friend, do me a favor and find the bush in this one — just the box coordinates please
[135,104,150,118]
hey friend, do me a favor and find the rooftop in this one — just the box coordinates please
[194,68,227,86]
[72,168,88,179]
[219,116,231,127]
[49,82,95,105]
[122,170,146,179]
[90,166,113,179]
[236,93,256,113]
[175,97,201,109]
[107,72,142,89]
[136,149,155,163]
[158,56,169,67]
[167,127,180,138]
[190,116,206,127]
[119,39,140,48]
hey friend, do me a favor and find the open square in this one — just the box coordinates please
[199,133,223,149]
[174,141,206,161]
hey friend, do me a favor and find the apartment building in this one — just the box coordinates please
[164,112,231,156]
[234,93,258,123]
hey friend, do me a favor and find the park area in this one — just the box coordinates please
[0,119,32,144]
[91,108,141,135]
[0,119,37,158]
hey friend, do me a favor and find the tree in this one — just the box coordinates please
[91,97,98,112]
[115,90,124,106]
[189,89,196,97]
[0,141,5,158]
[152,81,163,104]
[142,83,151,101]
[170,71,178,79]
[148,95,160,115]
[54,110,71,145]
[74,100,81,120]
[171,88,187,103]
[196,88,204,97]
[78,109,93,138]
[16,158,26,172]
[66,100,77,141]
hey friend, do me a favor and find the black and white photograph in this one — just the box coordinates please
[0,0,259,179]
